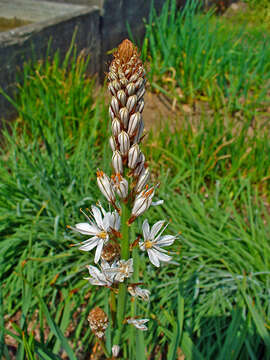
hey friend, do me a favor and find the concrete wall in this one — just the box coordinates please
[0,0,165,119]
[0,0,238,119]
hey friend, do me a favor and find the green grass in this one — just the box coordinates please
[141,0,270,116]
[1,2,270,359]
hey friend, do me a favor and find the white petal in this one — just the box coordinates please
[92,206,103,229]
[98,203,107,217]
[156,235,176,247]
[150,220,165,239]
[147,249,160,267]
[102,213,111,231]
[151,199,164,206]
[86,265,111,286]
[127,318,149,331]
[79,237,99,251]
[87,265,99,277]
[94,240,104,263]
[114,212,121,230]
[142,219,150,240]
[152,247,172,263]
[74,222,99,235]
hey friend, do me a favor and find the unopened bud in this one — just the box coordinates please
[119,107,129,129]
[136,99,144,113]
[112,118,121,137]
[112,150,123,174]
[109,63,117,73]
[112,79,121,91]
[108,83,116,96]
[117,90,127,107]
[120,77,128,87]
[112,345,120,357]
[109,106,114,121]
[111,96,119,116]
[118,131,130,156]
[130,186,155,222]
[137,66,146,77]
[135,167,150,193]
[125,68,131,76]
[137,87,146,101]
[109,136,117,152]
[128,144,141,169]
[126,95,137,113]
[133,153,145,177]
[135,77,145,90]
[129,73,139,82]
[118,67,125,79]
[97,169,116,203]
[112,174,128,199]
[134,119,144,143]
[88,307,109,338]
[126,82,136,96]
[109,71,117,81]
[128,112,141,137]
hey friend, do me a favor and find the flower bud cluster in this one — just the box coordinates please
[108,41,146,179]
[106,39,157,223]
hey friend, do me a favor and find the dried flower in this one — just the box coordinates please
[104,258,133,282]
[128,285,150,301]
[88,307,109,338]
[127,318,149,331]
[101,242,120,263]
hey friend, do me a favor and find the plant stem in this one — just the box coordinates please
[114,202,130,347]
[97,337,110,359]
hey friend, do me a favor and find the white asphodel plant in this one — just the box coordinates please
[68,39,177,358]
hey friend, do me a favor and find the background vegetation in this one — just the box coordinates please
[1,0,270,359]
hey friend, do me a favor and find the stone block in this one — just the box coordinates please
[0,5,100,119]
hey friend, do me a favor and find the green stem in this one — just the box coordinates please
[97,337,110,358]
[114,202,130,347]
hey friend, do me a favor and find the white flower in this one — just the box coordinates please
[104,259,133,282]
[85,264,112,286]
[127,318,149,331]
[85,260,117,286]
[115,259,133,282]
[128,285,150,301]
[139,219,176,267]
[69,205,120,263]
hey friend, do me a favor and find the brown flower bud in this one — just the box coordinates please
[101,242,120,262]
[88,307,109,338]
